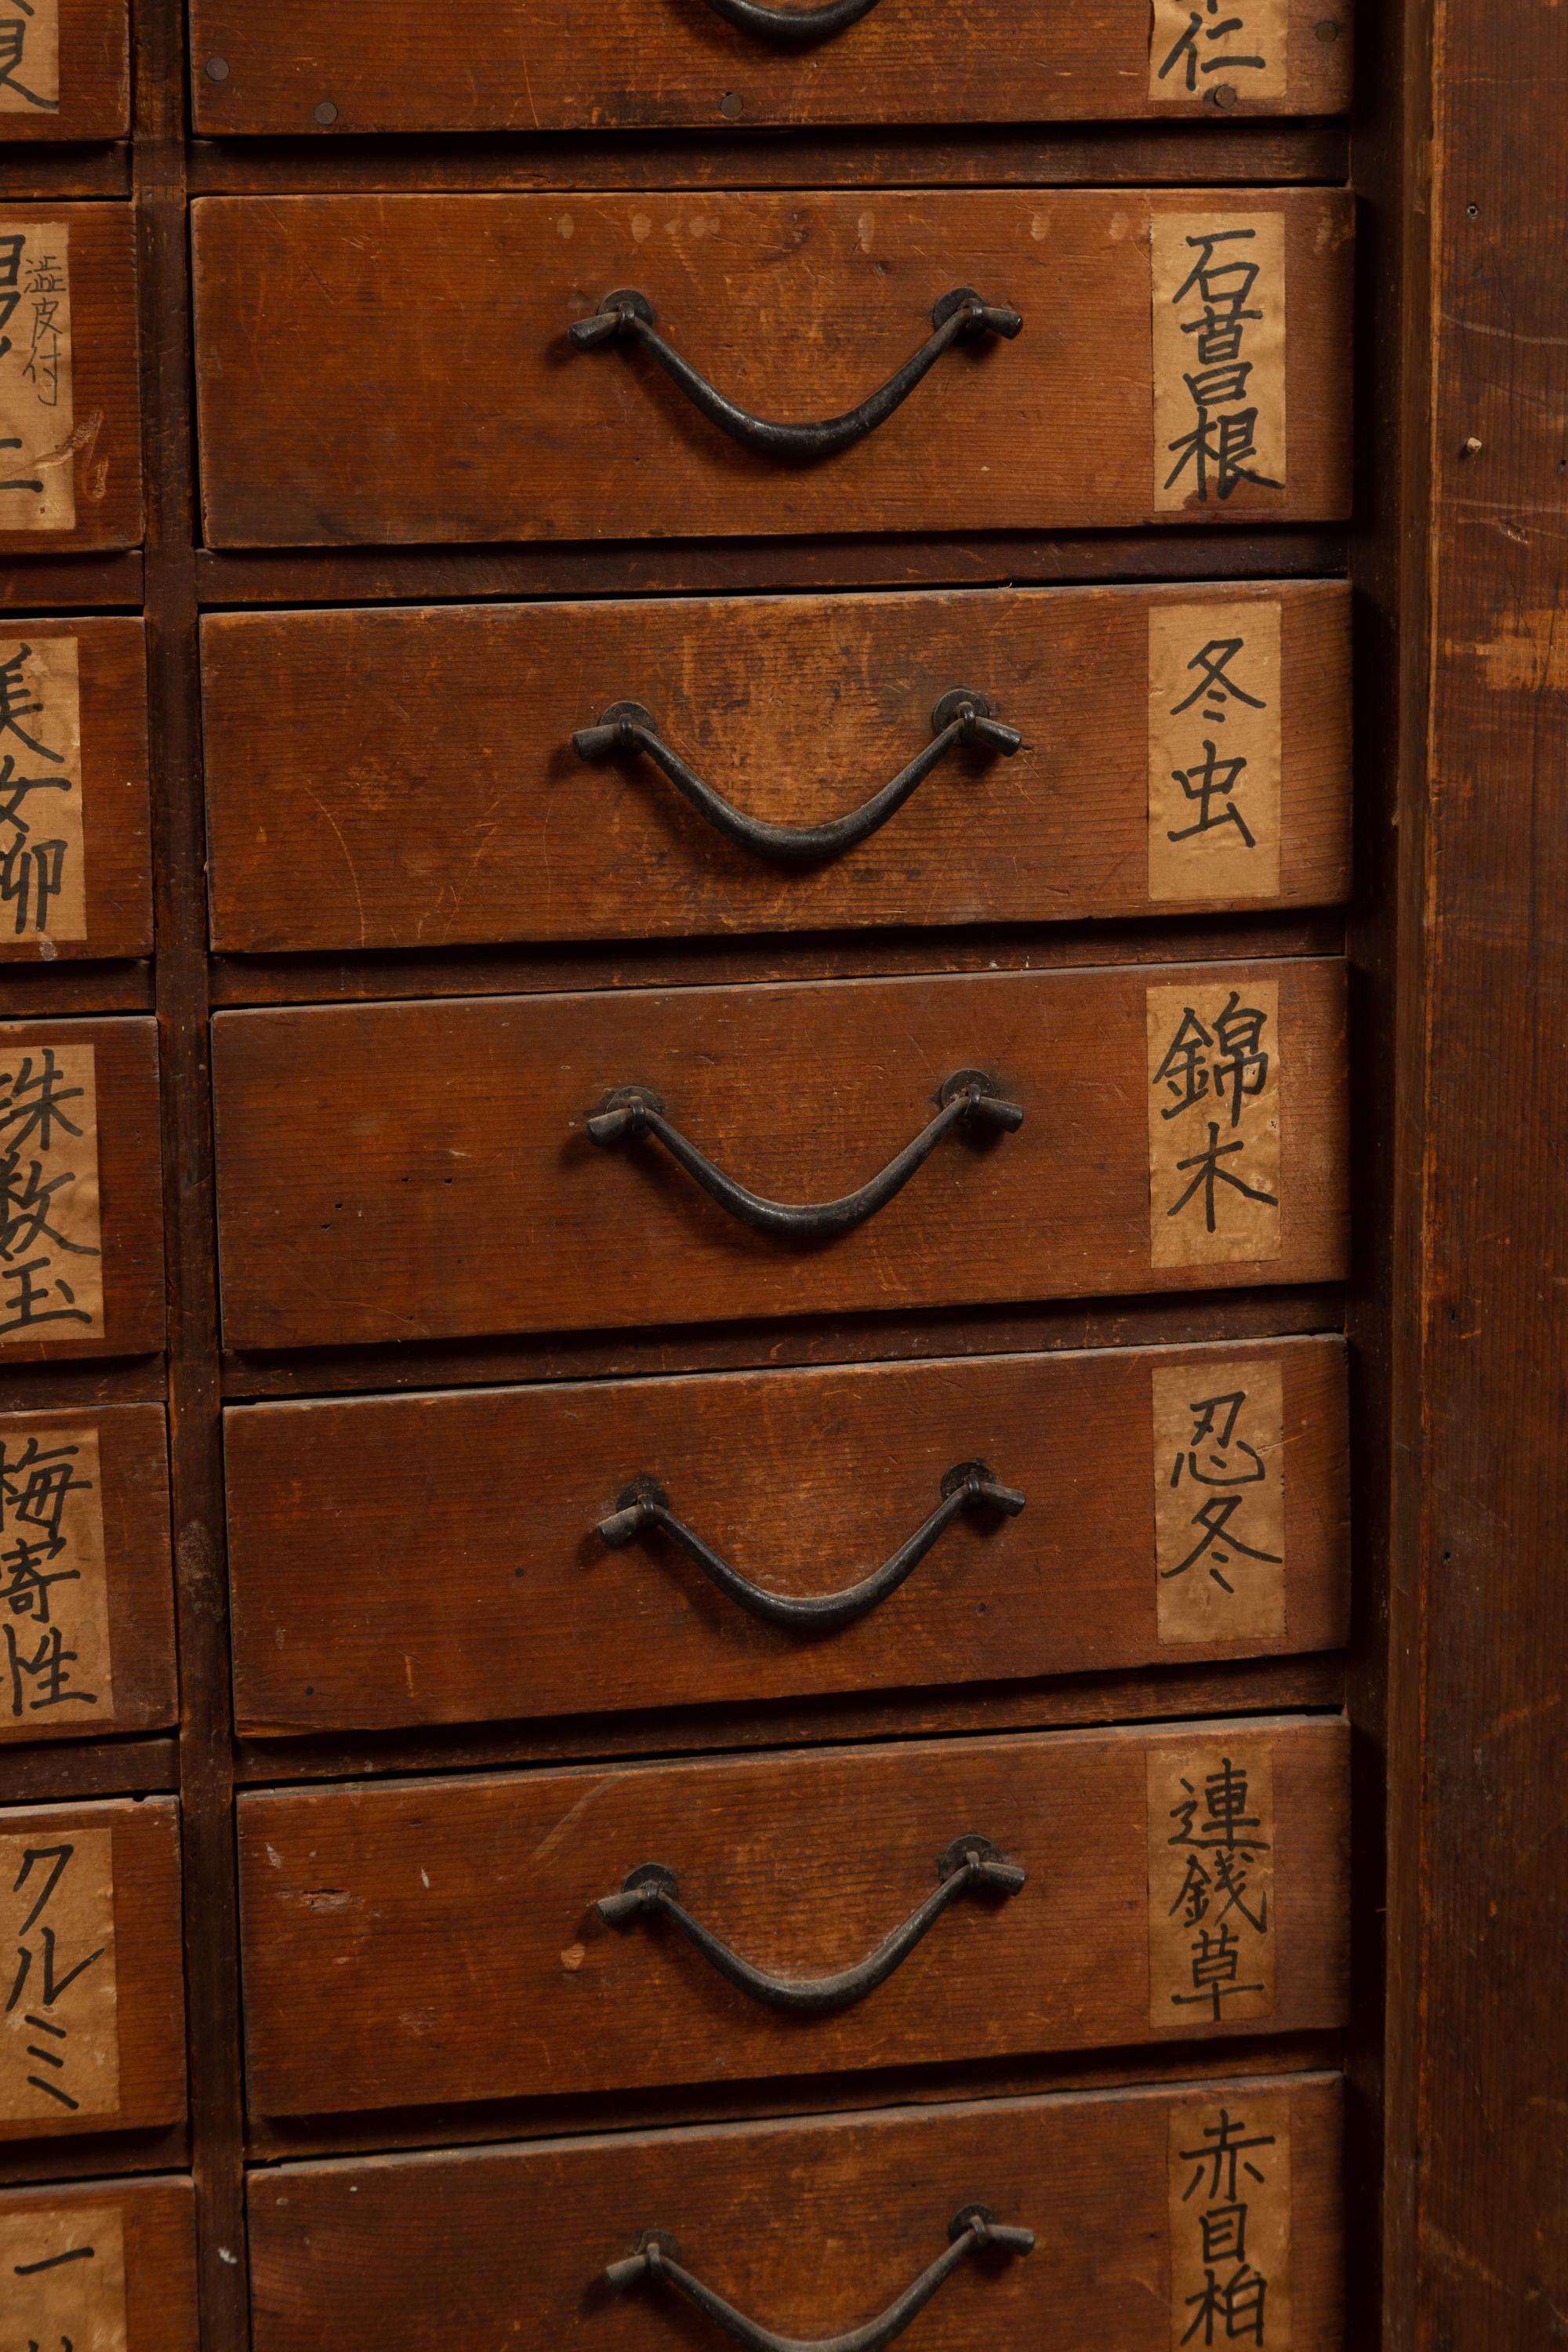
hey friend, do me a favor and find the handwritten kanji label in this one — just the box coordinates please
[0,1041,103,1344]
[1147,1743,1276,2030]
[0,1826,119,2122]
[1150,0,1287,102]
[0,0,59,116]
[0,221,74,532]
[1168,2094,1293,2349]
[1146,979,1281,1269]
[0,636,85,946]
[1149,602,1281,902]
[0,2205,127,2350]
[1152,213,1286,514]
[0,1425,112,1738]
[1154,1360,1285,1642]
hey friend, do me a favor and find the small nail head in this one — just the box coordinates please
[205,54,230,80]
[719,89,744,117]
[314,98,339,125]
[1208,81,1239,109]
[1461,434,1483,457]
[1313,15,1341,38]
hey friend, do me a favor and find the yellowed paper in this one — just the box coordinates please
[0,0,59,115]
[1154,1359,1286,1642]
[1147,1741,1276,2030]
[1150,0,1288,100]
[0,2205,127,2350]
[1169,2094,1293,2350]
[0,1425,113,1736]
[0,221,74,532]
[0,634,86,946]
[1152,212,1286,514]
[1149,601,1281,901]
[0,1040,102,1343]
[0,1824,119,2122]
[1147,978,1281,1269]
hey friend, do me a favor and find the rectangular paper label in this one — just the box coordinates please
[0,1425,113,1736]
[0,1041,103,1345]
[0,0,59,115]
[1149,601,1282,902]
[0,635,85,946]
[1147,979,1281,1269]
[1169,2094,1294,2350]
[1152,212,1286,513]
[0,1825,119,2122]
[1154,1359,1286,1642]
[0,222,74,533]
[0,2205,127,2351]
[1150,0,1288,100]
[1148,1742,1276,2030]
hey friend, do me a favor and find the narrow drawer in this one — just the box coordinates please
[211,960,1348,1351]
[0,620,152,964]
[0,1018,165,1360]
[0,209,140,554]
[0,2,130,140]
[2,1403,175,1744]
[201,582,1351,953]
[250,2073,1342,2350]
[224,1335,1349,1737]
[238,1715,1348,2118]
[0,2175,197,2349]
[191,190,1352,547]
[0,1795,186,2143]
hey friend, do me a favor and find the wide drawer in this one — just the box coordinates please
[0,208,141,554]
[0,2176,197,2349]
[201,582,1351,953]
[191,190,1352,547]
[249,2073,1342,2350]
[0,2,130,140]
[238,1715,1348,2117]
[211,960,1348,1351]
[224,1334,1348,1737]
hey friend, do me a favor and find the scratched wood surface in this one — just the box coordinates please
[0,2173,198,2347]
[0,0,129,142]
[0,206,141,554]
[200,581,1351,953]
[190,190,1353,547]
[237,1715,1348,2117]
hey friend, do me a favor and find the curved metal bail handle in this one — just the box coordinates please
[697,0,888,49]
[568,287,1024,461]
[595,1835,1026,2015]
[604,2204,1035,2352]
[597,1461,1027,1632]
[572,688,1022,869]
[584,1069,1025,1241]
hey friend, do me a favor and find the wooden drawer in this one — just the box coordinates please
[201,582,1350,953]
[0,208,140,554]
[0,620,152,964]
[238,1715,1347,2118]
[212,960,1348,1352]
[224,1334,1348,1737]
[0,2,130,140]
[2,1402,175,1744]
[0,1017,164,1360]
[191,190,1352,548]
[249,2072,1342,2350]
[0,2176,197,2349]
[0,1795,186,2143]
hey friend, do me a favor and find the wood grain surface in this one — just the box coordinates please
[0,0,130,141]
[0,206,140,554]
[0,2173,198,2349]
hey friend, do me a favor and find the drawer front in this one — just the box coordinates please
[212,960,1348,1351]
[249,2073,1342,2350]
[238,1716,1348,2116]
[0,2176,197,2348]
[0,209,141,554]
[201,583,1351,953]
[0,2,130,140]
[191,190,1352,547]
[0,1795,186,2143]
[1,1403,175,1744]
[224,1335,1348,1737]
[0,621,151,964]
[0,1018,164,1359]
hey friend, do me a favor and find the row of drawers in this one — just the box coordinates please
[2,192,1350,550]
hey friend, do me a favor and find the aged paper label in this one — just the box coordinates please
[0,0,59,115]
[1149,0,1288,100]
[1154,1359,1286,1643]
[1147,978,1281,1269]
[0,1825,119,2122]
[1152,212,1286,514]
[0,635,86,946]
[0,1425,113,1737]
[0,1041,103,1345]
[0,2205,127,2350]
[1148,1742,1276,2030]
[1169,2093,1293,2350]
[1149,601,1281,902]
[0,222,74,533]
